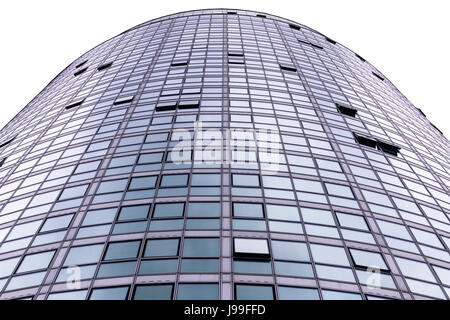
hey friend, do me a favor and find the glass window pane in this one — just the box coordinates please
[89,287,129,300]
[104,241,140,260]
[18,250,55,273]
[64,244,104,266]
[118,205,150,221]
[271,240,309,261]
[349,249,388,270]
[144,238,179,257]
[187,202,220,217]
[235,284,274,300]
[310,244,350,266]
[177,283,219,300]
[182,238,220,257]
[133,284,173,300]
[278,286,319,300]
[233,203,264,218]
[153,203,184,218]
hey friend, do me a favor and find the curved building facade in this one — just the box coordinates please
[0,9,449,300]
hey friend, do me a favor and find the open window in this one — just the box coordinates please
[0,138,14,149]
[354,134,377,148]
[336,104,358,117]
[372,72,385,81]
[289,24,300,30]
[280,65,297,72]
[65,99,84,110]
[377,142,400,156]
[97,62,113,71]
[233,238,270,259]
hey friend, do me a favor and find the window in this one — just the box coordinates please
[114,96,134,105]
[372,72,385,81]
[89,286,129,300]
[233,203,264,218]
[322,290,361,300]
[103,241,140,260]
[278,286,319,300]
[336,104,357,117]
[182,238,220,257]
[118,205,149,221]
[59,184,89,200]
[133,284,173,300]
[0,158,5,168]
[354,134,377,148]
[187,202,220,217]
[325,183,354,198]
[40,214,73,232]
[65,100,84,110]
[325,37,337,44]
[160,174,188,187]
[336,212,369,231]
[271,240,309,261]
[232,174,260,187]
[349,248,389,271]
[266,204,300,221]
[97,62,113,71]
[395,257,436,282]
[177,283,219,300]
[96,179,128,194]
[63,244,104,266]
[129,176,157,190]
[233,238,270,258]
[310,244,350,266]
[0,257,20,277]
[153,203,184,218]
[0,138,14,149]
[144,239,179,257]
[280,65,297,72]
[235,284,274,300]
[74,67,87,76]
[233,260,272,275]
[289,23,300,30]
[17,251,55,273]
[377,142,400,156]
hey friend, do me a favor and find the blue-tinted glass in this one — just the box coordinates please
[89,287,129,300]
[133,284,173,300]
[144,239,179,257]
[118,205,149,221]
[153,203,184,218]
[177,284,219,300]
[104,241,140,260]
[138,259,178,274]
[278,286,319,300]
[182,238,220,257]
[235,284,274,300]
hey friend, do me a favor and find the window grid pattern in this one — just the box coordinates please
[0,9,448,300]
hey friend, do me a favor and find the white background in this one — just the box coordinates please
[0,0,449,137]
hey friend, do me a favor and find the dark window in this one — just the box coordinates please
[311,43,323,50]
[377,142,400,156]
[354,134,377,148]
[170,61,188,67]
[0,158,5,168]
[372,72,385,81]
[355,53,366,62]
[75,60,88,68]
[227,11,237,15]
[289,24,300,30]
[256,14,266,18]
[74,67,87,76]
[65,100,84,110]
[337,104,357,117]
[0,138,14,149]
[156,102,177,112]
[326,37,337,45]
[97,62,113,71]
[280,65,297,72]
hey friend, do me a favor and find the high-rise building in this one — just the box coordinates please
[0,9,449,300]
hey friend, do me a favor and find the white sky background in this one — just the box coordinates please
[0,0,449,138]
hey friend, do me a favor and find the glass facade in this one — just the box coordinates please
[0,9,449,300]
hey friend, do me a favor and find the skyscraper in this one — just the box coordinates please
[0,9,449,300]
